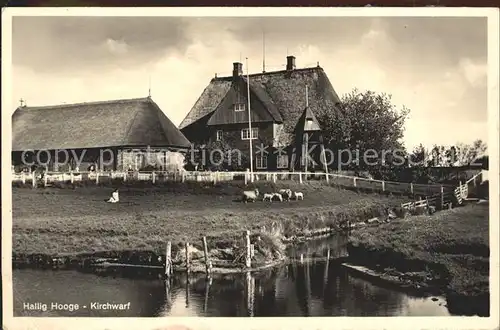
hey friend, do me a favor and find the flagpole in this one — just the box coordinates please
[246,57,254,183]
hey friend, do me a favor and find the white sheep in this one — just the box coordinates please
[242,189,260,203]
[272,193,284,202]
[278,189,292,201]
[293,191,304,200]
[262,193,274,202]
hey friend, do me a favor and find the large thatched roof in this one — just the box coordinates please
[179,61,341,136]
[12,97,191,151]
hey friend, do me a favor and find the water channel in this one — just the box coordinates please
[13,235,451,317]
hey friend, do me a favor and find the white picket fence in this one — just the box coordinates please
[12,169,460,196]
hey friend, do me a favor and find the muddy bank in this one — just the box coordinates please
[12,224,352,277]
[12,233,287,275]
[346,243,489,316]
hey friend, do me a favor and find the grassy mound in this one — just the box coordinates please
[12,182,407,269]
[347,203,489,316]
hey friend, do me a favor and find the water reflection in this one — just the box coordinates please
[13,262,450,317]
[13,234,450,317]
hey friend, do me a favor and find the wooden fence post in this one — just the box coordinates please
[165,241,172,278]
[202,236,212,276]
[410,182,414,194]
[299,173,303,184]
[21,172,26,184]
[70,171,74,184]
[353,177,357,188]
[273,173,277,183]
[382,181,385,192]
[323,249,331,288]
[245,230,251,268]
[473,175,477,187]
[440,185,444,210]
[32,172,36,188]
[164,273,172,305]
[185,242,190,275]
[96,172,99,184]
[152,171,156,184]
[245,171,248,185]
[246,271,255,317]
[44,173,48,187]
[185,272,190,306]
[204,277,212,313]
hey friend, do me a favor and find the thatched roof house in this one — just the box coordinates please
[179,55,341,170]
[12,97,191,171]
[179,56,342,146]
[13,97,190,151]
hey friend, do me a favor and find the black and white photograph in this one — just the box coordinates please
[2,7,499,330]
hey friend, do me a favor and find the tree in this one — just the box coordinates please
[454,139,488,166]
[428,144,449,167]
[317,88,410,173]
[421,140,488,167]
[409,144,429,167]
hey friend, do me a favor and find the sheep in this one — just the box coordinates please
[107,189,120,203]
[242,189,260,203]
[278,189,293,201]
[262,193,274,202]
[293,191,304,200]
[272,193,284,202]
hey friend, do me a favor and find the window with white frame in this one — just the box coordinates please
[134,153,144,171]
[241,127,258,140]
[234,103,246,112]
[216,130,223,141]
[277,154,289,169]
[256,154,268,169]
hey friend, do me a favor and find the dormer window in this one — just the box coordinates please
[216,130,223,141]
[234,103,245,112]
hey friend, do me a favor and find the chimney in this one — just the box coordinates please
[233,62,243,78]
[286,55,296,71]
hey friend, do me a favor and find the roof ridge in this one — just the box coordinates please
[214,66,323,81]
[17,97,151,111]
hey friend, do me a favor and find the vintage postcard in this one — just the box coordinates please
[2,7,499,330]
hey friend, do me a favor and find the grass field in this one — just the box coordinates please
[12,181,407,257]
[347,202,490,315]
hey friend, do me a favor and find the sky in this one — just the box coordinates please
[11,15,489,150]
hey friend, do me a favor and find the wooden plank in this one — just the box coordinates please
[245,230,251,268]
[92,262,163,269]
[202,236,211,275]
[185,242,191,275]
[165,241,172,278]
[204,277,212,313]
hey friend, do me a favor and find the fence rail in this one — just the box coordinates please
[400,171,484,211]
[12,169,456,196]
